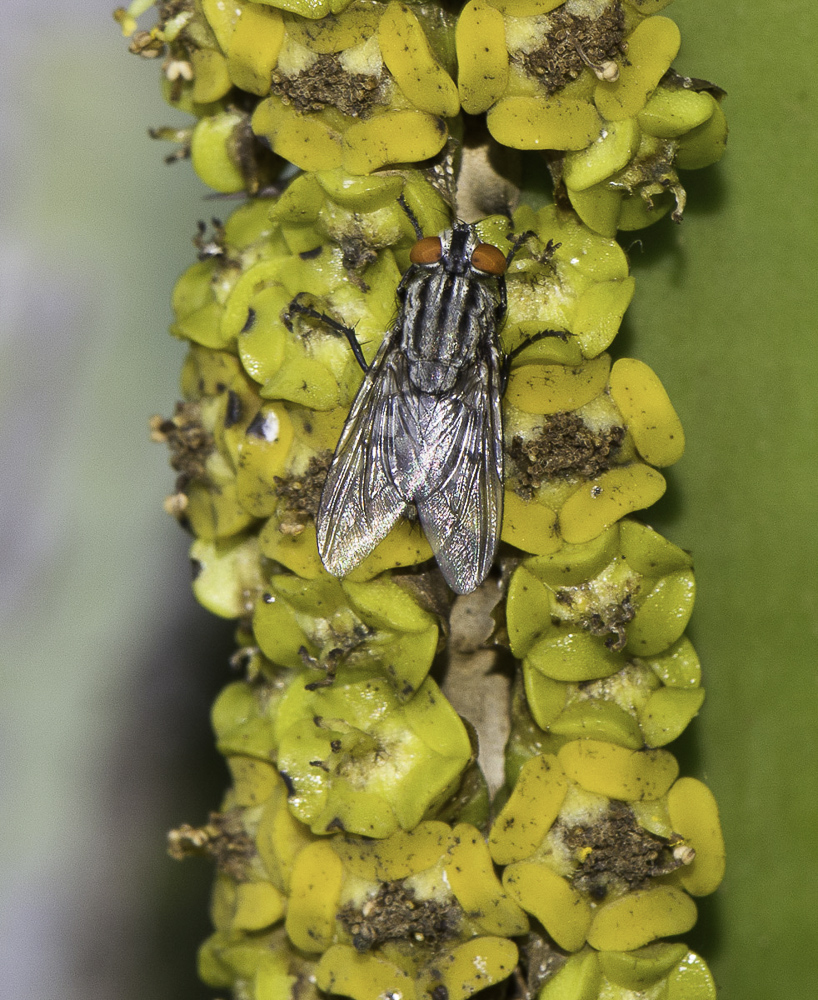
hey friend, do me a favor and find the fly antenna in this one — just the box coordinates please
[397,194,424,240]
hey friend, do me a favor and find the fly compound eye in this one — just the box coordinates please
[409,236,443,265]
[470,243,507,276]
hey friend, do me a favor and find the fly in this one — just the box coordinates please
[293,209,536,594]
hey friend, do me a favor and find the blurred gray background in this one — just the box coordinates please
[1,3,233,997]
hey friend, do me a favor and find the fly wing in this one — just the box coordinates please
[413,351,504,594]
[316,333,407,577]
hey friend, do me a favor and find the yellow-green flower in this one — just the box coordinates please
[248,1,461,174]
[505,518,704,750]
[457,3,674,142]
[456,0,726,233]
[126,0,732,993]
[492,747,724,952]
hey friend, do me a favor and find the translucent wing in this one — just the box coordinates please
[318,324,504,593]
[410,352,504,594]
[316,332,408,577]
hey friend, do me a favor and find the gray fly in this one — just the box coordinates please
[303,217,533,594]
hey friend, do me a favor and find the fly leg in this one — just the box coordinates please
[499,233,565,389]
[501,328,571,392]
[397,193,424,240]
[498,231,560,315]
[284,293,369,373]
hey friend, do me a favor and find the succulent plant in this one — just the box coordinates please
[120,0,728,996]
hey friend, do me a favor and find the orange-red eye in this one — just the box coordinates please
[470,242,507,275]
[409,236,443,265]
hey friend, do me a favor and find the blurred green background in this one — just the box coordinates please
[1,1,815,998]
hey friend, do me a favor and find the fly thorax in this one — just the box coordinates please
[403,271,499,367]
